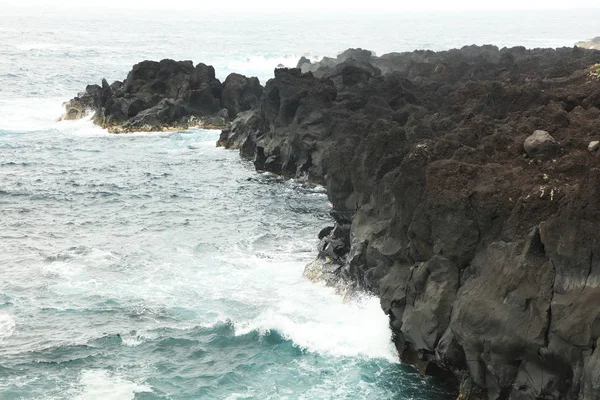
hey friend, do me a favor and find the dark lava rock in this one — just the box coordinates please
[221,73,263,118]
[219,45,600,399]
[62,59,263,133]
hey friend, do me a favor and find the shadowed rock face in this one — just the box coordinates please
[62,59,263,133]
[218,45,600,399]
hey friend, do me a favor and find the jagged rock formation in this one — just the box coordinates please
[62,59,263,133]
[218,45,600,399]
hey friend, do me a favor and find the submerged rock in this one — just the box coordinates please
[62,59,263,133]
[219,44,600,399]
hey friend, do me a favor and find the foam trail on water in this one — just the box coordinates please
[73,370,151,400]
[0,314,16,341]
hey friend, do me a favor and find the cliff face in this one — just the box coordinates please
[218,46,600,399]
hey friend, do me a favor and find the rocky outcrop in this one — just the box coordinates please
[62,59,263,133]
[221,73,263,119]
[218,45,600,399]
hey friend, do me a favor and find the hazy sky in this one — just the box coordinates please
[0,0,598,9]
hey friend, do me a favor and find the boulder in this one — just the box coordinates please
[523,130,560,158]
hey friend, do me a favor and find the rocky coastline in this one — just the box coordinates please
[218,46,600,400]
[64,44,600,399]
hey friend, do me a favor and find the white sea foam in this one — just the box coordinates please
[234,281,398,362]
[0,98,61,132]
[222,54,322,82]
[40,261,83,279]
[57,116,108,137]
[121,334,144,347]
[0,314,16,340]
[0,96,114,138]
[73,370,152,400]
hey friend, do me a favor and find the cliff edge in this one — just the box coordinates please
[218,45,600,400]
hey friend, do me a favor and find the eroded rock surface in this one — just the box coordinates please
[218,45,600,399]
[62,59,263,133]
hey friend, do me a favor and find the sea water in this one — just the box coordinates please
[1,6,599,399]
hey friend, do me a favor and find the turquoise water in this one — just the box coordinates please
[0,127,449,399]
[1,6,599,399]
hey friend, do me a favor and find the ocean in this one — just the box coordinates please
[0,6,598,399]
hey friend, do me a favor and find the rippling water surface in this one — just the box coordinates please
[2,126,449,399]
[1,6,599,399]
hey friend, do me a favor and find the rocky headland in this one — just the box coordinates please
[61,59,262,132]
[65,44,600,399]
[218,46,600,400]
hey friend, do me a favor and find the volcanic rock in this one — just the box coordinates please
[62,59,263,133]
[219,44,600,400]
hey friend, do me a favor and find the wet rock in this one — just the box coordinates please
[318,226,334,239]
[62,84,102,120]
[317,223,350,263]
[303,257,342,285]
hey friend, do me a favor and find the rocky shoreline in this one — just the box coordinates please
[65,44,600,399]
[217,46,600,400]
